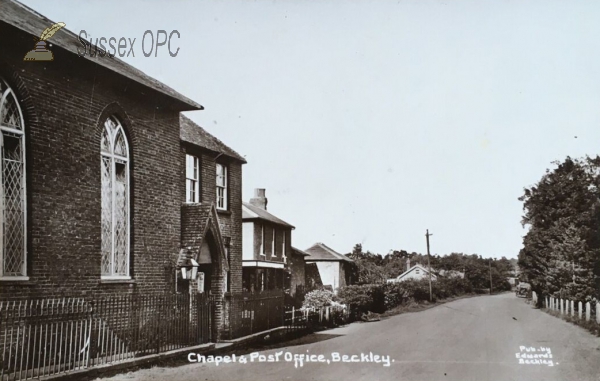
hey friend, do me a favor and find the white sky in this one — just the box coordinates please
[20,0,600,259]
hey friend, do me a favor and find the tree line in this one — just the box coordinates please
[346,244,515,291]
[518,156,600,305]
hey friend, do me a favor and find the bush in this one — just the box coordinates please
[302,289,335,309]
[435,278,473,299]
[383,282,409,310]
[401,279,433,302]
[339,278,476,317]
[337,284,386,315]
[496,280,513,292]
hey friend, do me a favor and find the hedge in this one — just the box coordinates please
[338,278,475,315]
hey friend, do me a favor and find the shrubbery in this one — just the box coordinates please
[338,278,477,316]
[302,289,335,309]
[337,284,386,315]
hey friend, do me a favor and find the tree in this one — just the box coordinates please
[347,244,386,284]
[518,156,600,304]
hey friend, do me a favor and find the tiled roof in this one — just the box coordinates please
[291,247,310,257]
[180,115,246,163]
[304,243,353,263]
[1,0,202,110]
[242,202,294,228]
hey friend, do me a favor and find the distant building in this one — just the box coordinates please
[241,189,294,293]
[387,259,437,283]
[304,243,355,293]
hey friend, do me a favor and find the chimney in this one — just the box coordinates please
[406,258,411,271]
[250,188,268,210]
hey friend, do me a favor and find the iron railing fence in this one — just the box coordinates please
[0,293,214,381]
[229,291,284,339]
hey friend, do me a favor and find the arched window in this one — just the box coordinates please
[0,78,26,278]
[100,116,130,278]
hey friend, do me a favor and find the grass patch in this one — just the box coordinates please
[541,308,600,337]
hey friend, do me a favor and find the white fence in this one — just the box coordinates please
[533,291,600,325]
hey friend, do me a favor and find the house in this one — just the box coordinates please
[241,188,294,293]
[0,0,245,341]
[304,242,355,293]
[179,115,246,338]
[387,259,437,283]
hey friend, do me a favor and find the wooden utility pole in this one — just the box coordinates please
[426,229,433,302]
[489,259,493,295]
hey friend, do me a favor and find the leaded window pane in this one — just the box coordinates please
[1,94,22,130]
[100,116,130,277]
[101,156,113,275]
[101,128,110,153]
[2,133,25,275]
[114,162,128,275]
[0,79,26,278]
[114,130,127,157]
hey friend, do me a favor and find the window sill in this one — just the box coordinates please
[0,276,31,284]
[216,209,231,216]
[100,277,135,284]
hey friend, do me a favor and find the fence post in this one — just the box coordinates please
[559,299,563,314]
[597,302,600,324]
[585,302,591,322]
[578,301,582,319]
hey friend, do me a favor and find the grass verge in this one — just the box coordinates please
[540,308,600,337]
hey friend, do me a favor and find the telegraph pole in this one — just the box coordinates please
[489,259,493,295]
[426,229,433,302]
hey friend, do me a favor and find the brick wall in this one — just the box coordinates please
[0,25,186,300]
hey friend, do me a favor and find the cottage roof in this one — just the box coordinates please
[242,202,294,229]
[291,247,310,257]
[389,264,434,282]
[1,0,203,111]
[180,115,246,163]
[304,243,353,263]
